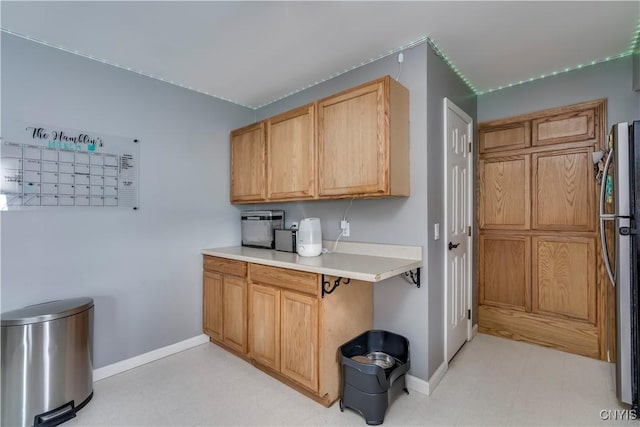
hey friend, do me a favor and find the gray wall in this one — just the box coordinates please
[0,34,253,368]
[252,43,478,381]
[425,46,477,378]
[253,44,431,380]
[1,34,480,382]
[478,56,640,126]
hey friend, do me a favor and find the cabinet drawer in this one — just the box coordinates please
[250,264,318,296]
[203,256,247,277]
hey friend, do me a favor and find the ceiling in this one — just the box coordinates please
[2,1,639,109]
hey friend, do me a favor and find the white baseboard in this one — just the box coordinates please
[406,374,428,395]
[426,360,448,395]
[472,323,479,338]
[93,334,210,381]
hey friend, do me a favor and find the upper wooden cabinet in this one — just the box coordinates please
[317,76,409,197]
[230,122,266,203]
[267,104,316,200]
[532,107,596,146]
[478,155,531,230]
[229,76,410,204]
[479,121,531,154]
[532,148,595,231]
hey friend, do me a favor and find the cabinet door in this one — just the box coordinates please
[248,283,280,371]
[532,148,595,231]
[203,271,223,341]
[532,107,596,146]
[479,234,531,311]
[230,122,266,203]
[478,155,531,230]
[479,121,530,154]
[532,236,596,323]
[280,290,318,392]
[223,276,247,353]
[267,104,315,200]
[318,79,386,196]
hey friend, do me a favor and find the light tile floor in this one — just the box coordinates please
[68,333,637,426]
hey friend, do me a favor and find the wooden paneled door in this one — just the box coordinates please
[230,122,266,203]
[203,271,223,341]
[248,283,281,371]
[317,79,387,196]
[222,276,248,353]
[477,99,607,360]
[280,290,318,392]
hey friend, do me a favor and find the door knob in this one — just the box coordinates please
[448,242,460,250]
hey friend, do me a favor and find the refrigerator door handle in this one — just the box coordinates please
[599,147,615,287]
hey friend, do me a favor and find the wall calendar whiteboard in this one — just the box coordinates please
[1,123,139,210]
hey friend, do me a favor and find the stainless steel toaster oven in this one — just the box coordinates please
[241,210,284,249]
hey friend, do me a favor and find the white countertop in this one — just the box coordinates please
[201,242,422,283]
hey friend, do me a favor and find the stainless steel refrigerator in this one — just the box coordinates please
[600,121,639,410]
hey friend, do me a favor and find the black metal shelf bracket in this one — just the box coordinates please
[404,268,421,288]
[321,274,351,298]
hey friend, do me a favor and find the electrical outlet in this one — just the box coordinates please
[341,220,350,237]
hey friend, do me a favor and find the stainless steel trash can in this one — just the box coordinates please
[1,298,94,427]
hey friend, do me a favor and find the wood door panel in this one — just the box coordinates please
[230,123,266,202]
[281,290,318,392]
[478,99,606,361]
[533,108,595,146]
[479,155,530,229]
[203,256,247,277]
[532,148,594,231]
[479,122,530,153]
[248,283,280,370]
[223,276,247,353]
[250,264,318,297]
[318,80,386,196]
[479,235,531,311]
[267,104,315,200]
[479,305,600,359]
[203,271,223,341]
[533,236,596,323]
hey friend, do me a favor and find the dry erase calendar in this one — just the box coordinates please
[1,123,139,209]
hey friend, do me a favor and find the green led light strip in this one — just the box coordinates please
[4,15,639,105]
[426,37,478,94]
[253,36,430,109]
[476,16,640,95]
[0,27,254,108]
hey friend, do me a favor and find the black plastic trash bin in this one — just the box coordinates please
[339,330,410,425]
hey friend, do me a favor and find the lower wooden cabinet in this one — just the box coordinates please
[222,276,247,353]
[202,257,248,354]
[280,290,318,392]
[203,271,223,341]
[248,283,280,371]
[204,256,372,406]
[479,233,599,358]
[532,236,596,323]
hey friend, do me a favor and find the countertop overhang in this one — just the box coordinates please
[202,241,422,283]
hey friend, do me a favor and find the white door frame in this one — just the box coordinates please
[443,97,474,366]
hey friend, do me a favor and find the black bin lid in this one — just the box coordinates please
[1,297,94,326]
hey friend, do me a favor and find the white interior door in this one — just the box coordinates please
[444,98,473,363]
